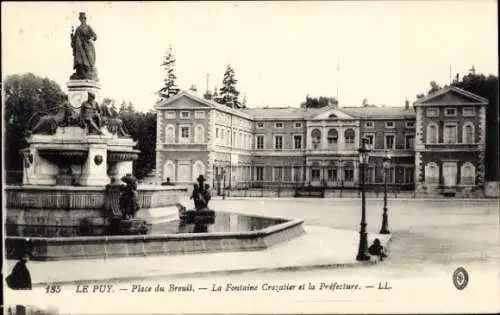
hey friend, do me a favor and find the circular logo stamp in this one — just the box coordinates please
[453,267,469,290]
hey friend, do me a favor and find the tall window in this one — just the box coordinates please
[194,125,204,143]
[256,135,264,149]
[311,129,322,149]
[327,167,337,181]
[463,123,474,144]
[180,126,190,143]
[405,134,415,149]
[293,167,303,182]
[427,123,438,144]
[461,163,475,185]
[255,166,264,181]
[344,129,355,145]
[425,163,439,185]
[443,124,457,143]
[384,134,395,149]
[344,168,354,182]
[327,129,338,148]
[311,168,321,181]
[404,167,414,184]
[274,135,283,150]
[273,167,283,181]
[165,125,175,144]
[294,135,302,149]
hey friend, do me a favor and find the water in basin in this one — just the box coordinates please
[6,212,288,238]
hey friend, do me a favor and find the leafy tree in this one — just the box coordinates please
[4,73,66,182]
[300,95,338,108]
[428,81,442,95]
[218,64,241,108]
[451,72,499,181]
[158,45,180,101]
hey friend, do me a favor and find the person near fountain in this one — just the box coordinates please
[71,12,98,80]
[6,250,32,290]
[368,238,387,261]
[80,92,103,135]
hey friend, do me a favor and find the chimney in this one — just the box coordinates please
[189,85,198,93]
[405,98,410,109]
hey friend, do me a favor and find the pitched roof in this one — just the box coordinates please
[244,106,328,120]
[413,86,489,106]
[340,106,415,119]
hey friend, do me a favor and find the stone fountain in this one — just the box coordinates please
[5,12,305,261]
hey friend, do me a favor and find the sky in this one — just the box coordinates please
[2,1,498,112]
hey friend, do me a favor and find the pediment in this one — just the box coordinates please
[311,108,355,119]
[415,87,488,106]
[155,91,213,109]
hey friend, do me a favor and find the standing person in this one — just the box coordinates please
[6,251,32,290]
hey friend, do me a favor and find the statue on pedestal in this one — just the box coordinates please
[80,92,103,135]
[70,12,98,81]
[190,175,211,211]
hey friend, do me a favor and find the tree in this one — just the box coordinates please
[218,64,241,108]
[428,81,442,95]
[451,72,499,181]
[4,73,66,182]
[158,45,180,101]
[300,95,338,108]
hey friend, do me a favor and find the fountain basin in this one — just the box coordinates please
[5,212,305,261]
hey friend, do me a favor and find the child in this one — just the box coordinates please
[368,238,387,261]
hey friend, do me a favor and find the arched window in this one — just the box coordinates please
[425,162,439,185]
[461,162,475,185]
[344,129,355,144]
[427,123,438,144]
[165,124,175,144]
[311,129,322,149]
[192,160,205,182]
[195,124,204,143]
[463,123,475,144]
[163,160,175,182]
[327,129,338,148]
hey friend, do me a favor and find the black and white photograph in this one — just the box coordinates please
[2,1,499,314]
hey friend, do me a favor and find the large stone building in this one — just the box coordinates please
[154,86,487,197]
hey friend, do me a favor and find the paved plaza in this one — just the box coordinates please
[5,198,499,313]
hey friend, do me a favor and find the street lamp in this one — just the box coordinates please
[356,137,371,261]
[222,169,227,200]
[380,151,391,234]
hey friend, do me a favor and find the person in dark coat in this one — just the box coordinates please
[368,238,387,261]
[6,251,32,290]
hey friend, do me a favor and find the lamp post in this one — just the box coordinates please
[380,151,391,234]
[222,169,226,200]
[356,137,371,261]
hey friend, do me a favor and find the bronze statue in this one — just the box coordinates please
[80,92,103,135]
[100,101,130,137]
[71,12,98,80]
[190,175,211,211]
[29,97,80,135]
[119,174,140,219]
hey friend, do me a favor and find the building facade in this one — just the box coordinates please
[413,87,488,197]
[155,87,487,196]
